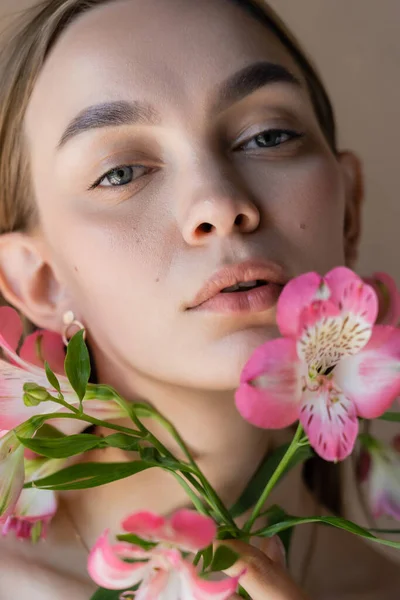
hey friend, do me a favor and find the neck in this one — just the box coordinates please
[61,350,280,548]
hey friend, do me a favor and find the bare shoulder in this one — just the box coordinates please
[303,521,400,599]
[0,535,95,600]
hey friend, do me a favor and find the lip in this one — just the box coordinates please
[187,259,288,314]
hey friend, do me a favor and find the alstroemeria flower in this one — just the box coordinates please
[358,435,400,521]
[0,430,25,518]
[88,510,241,599]
[364,272,400,327]
[0,307,123,429]
[236,267,400,461]
[0,457,64,541]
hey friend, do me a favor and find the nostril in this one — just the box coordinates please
[197,222,213,234]
[234,214,244,227]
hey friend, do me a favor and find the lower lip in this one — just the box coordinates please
[192,283,283,314]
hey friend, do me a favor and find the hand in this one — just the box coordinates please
[221,538,310,600]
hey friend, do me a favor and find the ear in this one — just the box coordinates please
[0,232,73,332]
[337,151,364,267]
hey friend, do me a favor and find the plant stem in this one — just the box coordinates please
[243,423,304,533]
[32,412,145,438]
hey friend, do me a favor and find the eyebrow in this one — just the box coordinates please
[212,61,301,114]
[57,100,160,149]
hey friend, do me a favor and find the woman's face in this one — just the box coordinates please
[24,0,355,390]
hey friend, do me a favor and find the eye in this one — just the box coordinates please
[236,128,303,151]
[91,165,151,189]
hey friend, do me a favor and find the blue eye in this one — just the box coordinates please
[91,165,151,189]
[238,129,302,151]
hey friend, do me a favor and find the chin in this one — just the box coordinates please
[178,324,280,391]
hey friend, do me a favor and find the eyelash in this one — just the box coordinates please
[89,128,303,190]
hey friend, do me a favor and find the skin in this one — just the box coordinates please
[2,0,391,598]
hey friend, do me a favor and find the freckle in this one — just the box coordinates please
[300,223,306,230]
[74,266,78,272]
[155,278,160,283]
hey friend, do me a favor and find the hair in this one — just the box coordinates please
[0,0,341,512]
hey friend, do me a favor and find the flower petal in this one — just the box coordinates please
[235,338,302,429]
[169,510,217,551]
[300,385,358,461]
[19,330,65,375]
[0,307,23,356]
[0,434,25,518]
[334,325,400,419]
[14,486,57,521]
[122,511,166,539]
[325,267,378,326]
[277,271,322,337]
[364,272,400,327]
[180,561,241,600]
[88,531,150,590]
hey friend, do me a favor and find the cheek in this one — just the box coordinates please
[245,151,347,271]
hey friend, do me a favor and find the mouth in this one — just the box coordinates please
[187,260,287,314]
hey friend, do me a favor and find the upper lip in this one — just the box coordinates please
[187,259,288,309]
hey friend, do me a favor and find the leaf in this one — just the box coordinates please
[90,587,136,600]
[103,434,140,451]
[117,533,157,551]
[256,515,400,550]
[202,544,214,570]
[209,545,239,572]
[17,434,105,459]
[230,443,313,518]
[64,329,91,402]
[266,505,294,560]
[44,361,61,393]
[25,460,156,491]
[379,411,400,422]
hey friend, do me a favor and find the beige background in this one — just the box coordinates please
[1,0,399,281]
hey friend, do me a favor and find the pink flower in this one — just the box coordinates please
[363,272,400,327]
[236,267,400,462]
[0,457,63,541]
[358,435,400,521]
[0,307,123,429]
[88,510,241,599]
[0,430,25,518]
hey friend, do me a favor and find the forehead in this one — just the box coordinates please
[25,0,305,144]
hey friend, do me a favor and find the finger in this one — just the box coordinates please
[221,538,309,600]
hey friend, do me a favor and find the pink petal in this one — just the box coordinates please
[0,307,23,355]
[364,272,400,327]
[334,325,400,419]
[135,570,172,600]
[235,338,302,429]
[169,510,217,551]
[88,531,150,590]
[14,487,57,521]
[300,385,358,461]
[325,267,378,326]
[122,511,166,539]
[277,272,322,337]
[180,561,241,600]
[19,330,65,375]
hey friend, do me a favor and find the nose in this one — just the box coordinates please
[180,173,260,246]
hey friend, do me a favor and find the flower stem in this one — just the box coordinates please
[243,423,304,533]
[29,412,145,438]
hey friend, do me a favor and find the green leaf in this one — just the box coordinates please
[266,505,293,560]
[379,411,400,422]
[25,460,156,491]
[117,533,157,551]
[64,329,91,402]
[102,433,140,451]
[202,544,214,570]
[44,361,61,393]
[209,545,239,572]
[90,587,136,600]
[256,515,400,550]
[230,443,313,518]
[17,433,104,458]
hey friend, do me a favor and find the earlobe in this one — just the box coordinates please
[0,232,67,332]
[338,151,364,267]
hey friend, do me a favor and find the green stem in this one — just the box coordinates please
[243,423,304,533]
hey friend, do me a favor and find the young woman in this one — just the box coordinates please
[0,0,398,598]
